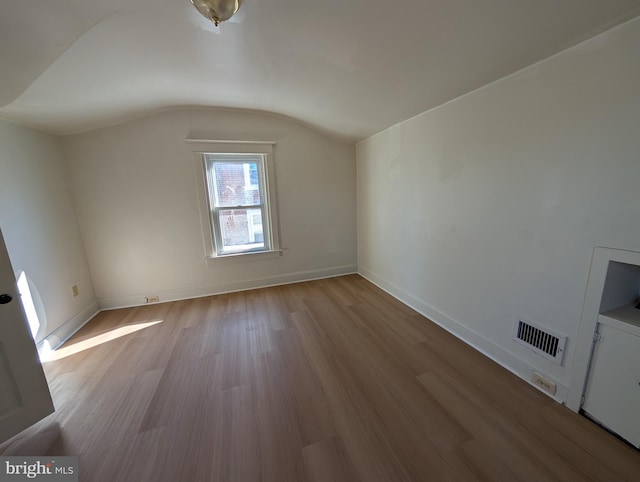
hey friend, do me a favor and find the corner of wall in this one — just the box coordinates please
[37,302,100,355]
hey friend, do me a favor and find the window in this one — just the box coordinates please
[189,140,280,261]
[206,154,268,254]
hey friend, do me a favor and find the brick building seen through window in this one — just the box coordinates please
[205,154,269,255]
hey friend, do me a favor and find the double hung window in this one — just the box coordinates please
[190,139,279,261]
[203,153,274,256]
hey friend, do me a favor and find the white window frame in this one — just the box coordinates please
[206,153,270,255]
[189,140,281,263]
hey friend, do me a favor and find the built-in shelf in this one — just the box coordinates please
[582,256,640,449]
[568,247,640,413]
[598,305,640,337]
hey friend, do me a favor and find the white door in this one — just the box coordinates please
[0,229,54,443]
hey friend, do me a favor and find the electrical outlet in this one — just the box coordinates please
[145,295,160,303]
[532,372,557,395]
[72,285,79,297]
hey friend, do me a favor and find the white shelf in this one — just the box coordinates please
[598,305,640,337]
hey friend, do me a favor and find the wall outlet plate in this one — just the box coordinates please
[72,285,79,297]
[532,372,557,395]
[145,295,160,303]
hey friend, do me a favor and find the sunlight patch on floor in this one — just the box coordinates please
[41,320,163,362]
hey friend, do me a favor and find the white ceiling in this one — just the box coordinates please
[1,0,639,142]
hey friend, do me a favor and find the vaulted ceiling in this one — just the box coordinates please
[1,0,639,141]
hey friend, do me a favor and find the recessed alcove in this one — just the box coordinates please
[567,248,640,448]
[599,261,640,315]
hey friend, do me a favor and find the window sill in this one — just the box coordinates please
[205,249,283,265]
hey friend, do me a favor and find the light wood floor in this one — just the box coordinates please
[1,275,639,481]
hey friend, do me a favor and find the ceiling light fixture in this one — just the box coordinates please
[190,0,243,26]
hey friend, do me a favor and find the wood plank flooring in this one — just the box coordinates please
[1,274,639,481]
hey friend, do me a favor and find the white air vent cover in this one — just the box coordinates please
[513,319,567,365]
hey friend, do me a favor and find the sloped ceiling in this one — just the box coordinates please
[1,0,639,141]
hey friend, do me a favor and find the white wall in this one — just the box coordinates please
[0,119,97,348]
[357,17,640,400]
[63,109,357,308]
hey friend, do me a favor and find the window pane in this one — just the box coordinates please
[218,208,265,253]
[213,162,262,207]
[203,152,275,257]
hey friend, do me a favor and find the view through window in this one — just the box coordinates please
[204,153,271,255]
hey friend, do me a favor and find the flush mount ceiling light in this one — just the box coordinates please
[190,0,243,26]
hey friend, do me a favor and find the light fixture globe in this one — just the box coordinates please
[190,0,242,26]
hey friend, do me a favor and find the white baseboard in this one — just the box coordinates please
[99,264,358,310]
[39,266,566,404]
[36,302,100,353]
[358,266,568,404]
